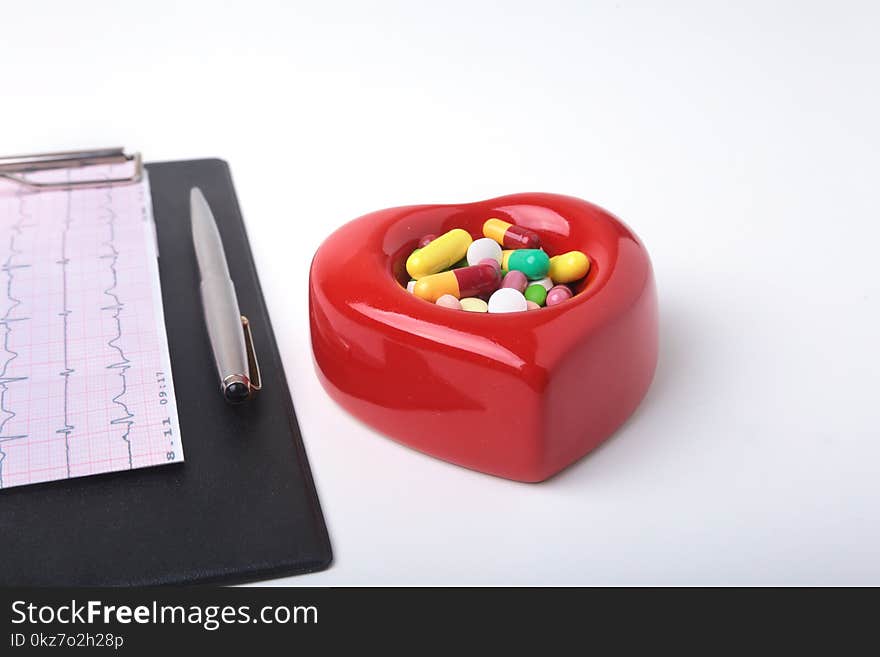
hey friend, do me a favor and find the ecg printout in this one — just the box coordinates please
[0,164,183,489]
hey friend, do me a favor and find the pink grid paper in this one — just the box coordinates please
[0,163,183,489]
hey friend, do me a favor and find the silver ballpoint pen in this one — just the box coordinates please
[191,187,261,403]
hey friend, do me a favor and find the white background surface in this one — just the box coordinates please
[4,1,879,585]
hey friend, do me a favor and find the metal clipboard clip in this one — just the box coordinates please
[0,147,143,190]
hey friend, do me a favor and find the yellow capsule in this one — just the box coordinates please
[406,229,472,279]
[548,251,590,284]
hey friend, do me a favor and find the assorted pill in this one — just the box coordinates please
[402,220,590,313]
[546,284,573,307]
[460,297,489,313]
[548,251,591,284]
[501,249,550,280]
[406,228,472,279]
[524,283,547,306]
[478,257,502,273]
[501,270,528,293]
[436,294,462,310]
[466,237,503,266]
[532,276,554,292]
[488,287,528,313]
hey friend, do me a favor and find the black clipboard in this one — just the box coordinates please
[0,158,331,585]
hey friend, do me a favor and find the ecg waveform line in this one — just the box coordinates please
[0,163,184,489]
[0,191,32,487]
[101,184,135,468]
[55,180,75,477]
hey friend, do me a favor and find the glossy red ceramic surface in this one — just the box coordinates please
[309,193,658,482]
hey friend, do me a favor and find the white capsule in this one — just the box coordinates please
[533,276,553,291]
[407,280,416,293]
[466,237,503,266]
[487,287,528,313]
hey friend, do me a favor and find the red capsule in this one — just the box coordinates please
[483,218,541,249]
[413,263,501,301]
[454,263,502,297]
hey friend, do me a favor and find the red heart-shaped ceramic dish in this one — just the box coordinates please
[309,193,658,482]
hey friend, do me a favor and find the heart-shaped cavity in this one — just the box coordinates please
[309,193,658,482]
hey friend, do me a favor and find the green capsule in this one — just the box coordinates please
[502,249,550,280]
[524,283,547,306]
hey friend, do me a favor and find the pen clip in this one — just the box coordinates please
[241,315,262,395]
